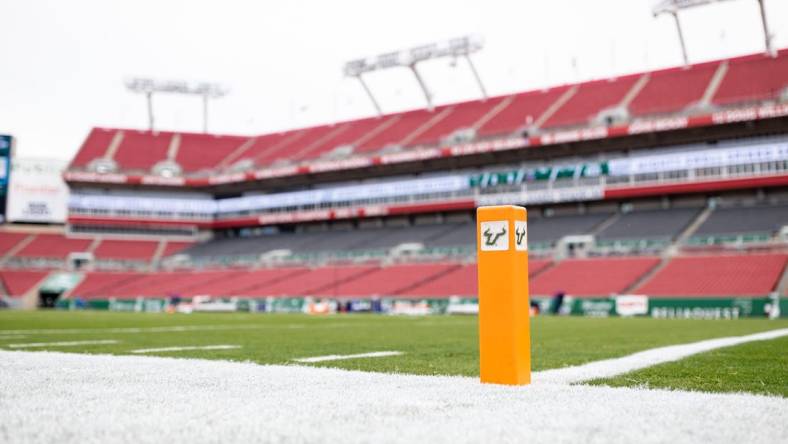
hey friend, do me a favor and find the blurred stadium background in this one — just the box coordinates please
[0,0,786,321]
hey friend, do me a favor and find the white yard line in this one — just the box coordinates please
[0,349,785,444]
[0,324,272,335]
[293,351,403,363]
[6,340,119,349]
[130,345,241,354]
[534,327,788,384]
[0,322,364,336]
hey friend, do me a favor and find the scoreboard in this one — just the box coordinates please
[0,135,12,223]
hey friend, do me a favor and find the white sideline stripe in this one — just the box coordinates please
[534,327,788,385]
[130,345,241,354]
[6,340,119,348]
[294,351,403,363]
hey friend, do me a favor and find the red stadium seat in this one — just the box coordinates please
[324,263,459,297]
[356,109,436,153]
[298,117,392,159]
[176,133,248,173]
[160,241,194,257]
[542,75,640,128]
[93,240,160,261]
[476,87,568,136]
[408,97,506,146]
[713,50,788,105]
[251,265,374,297]
[16,234,92,259]
[635,254,787,297]
[629,62,719,116]
[0,232,30,255]
[0,270,49,297]
[530,257,660,297]
[69,128,116,168]
[112,131,171,172]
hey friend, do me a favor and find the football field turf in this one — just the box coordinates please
[0,311,785,396]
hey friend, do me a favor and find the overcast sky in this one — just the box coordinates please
[1,0,786,161]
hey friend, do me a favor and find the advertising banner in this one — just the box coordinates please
[7,158,69,223]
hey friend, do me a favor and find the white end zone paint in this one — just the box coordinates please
[1,328,787,443]
[0,349,786,444]
[293,351,403,363]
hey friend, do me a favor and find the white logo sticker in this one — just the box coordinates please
[514,220,528,251]
[480,220,509,251]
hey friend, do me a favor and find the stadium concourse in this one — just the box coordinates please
[2,49,788,317]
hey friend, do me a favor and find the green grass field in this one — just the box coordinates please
[0,311,785,395]
[590,335,788,397]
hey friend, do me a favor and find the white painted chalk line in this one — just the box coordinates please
[293,351,404,363]
[1,349,786,444]
[534,327,788,385]
[0,334,27,339]
[130,345,241,354]
[6,340,120,349]
[0,322,365,336]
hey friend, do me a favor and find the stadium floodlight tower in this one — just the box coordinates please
[653,0,775,65]
[125,78,229,133]
[344,35,487,115]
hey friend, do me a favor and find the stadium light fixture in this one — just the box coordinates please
[653,0,775,65]
[343,35,487,115]
[125,78,229,133]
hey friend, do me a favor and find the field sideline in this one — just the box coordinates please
[0,311,786,395]
[2,311,787,443]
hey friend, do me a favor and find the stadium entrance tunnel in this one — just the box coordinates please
[38,290,61,308]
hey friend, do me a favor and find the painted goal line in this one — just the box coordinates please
[293,351,403,363]
[534,327,788,385]
[6,340,120,348]
[130,345,241,354]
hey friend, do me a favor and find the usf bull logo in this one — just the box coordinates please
[483,227,506,247]
[479,221,509,251]
[515,227,525,245]
[514,220,528,251]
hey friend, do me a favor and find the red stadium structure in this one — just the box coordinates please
[1,49,787,317]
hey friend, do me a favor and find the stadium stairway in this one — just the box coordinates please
[471,95,514,133]
[252,265,370,296]
[531,86,577,129]
[0,269,52,308]
[0,233,35,266]
[620,206,716,293]
[389,263,464,297]
[618,73,650,110]
[530,257,661,297]
[700,61,729,106]
[777,263,788,296]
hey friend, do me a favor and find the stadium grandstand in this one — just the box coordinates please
[1,48,787,318]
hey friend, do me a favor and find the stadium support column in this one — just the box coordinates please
[757,0,775,57]
[476,205,531,385]
[671,11,689,66]
[202,93,209,133]
[409,64,433,111]
[146,92,155,132]
[465,54,488,100]
[355,75,382,117]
